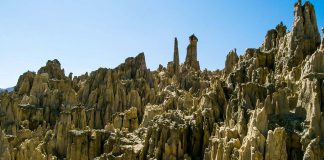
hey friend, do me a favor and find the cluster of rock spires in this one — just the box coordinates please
[1,1,324,160]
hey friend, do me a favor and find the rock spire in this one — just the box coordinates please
[290,1,320,55]
[173,37,180,74]
[321,27,324,50]
[224,49,238,75]
[274,1,321,74]
[185,34,200,70]
[262,22,287,51]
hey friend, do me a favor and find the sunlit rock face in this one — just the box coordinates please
[321,27,324,50]
[1,1,324,160]
[185,34,200,71]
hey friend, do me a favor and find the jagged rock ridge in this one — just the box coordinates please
[1,1,324,160]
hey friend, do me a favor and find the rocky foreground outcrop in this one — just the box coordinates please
[1,1,324,160]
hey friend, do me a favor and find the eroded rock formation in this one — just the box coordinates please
[0,1,324,160]
[321,27,324,50]
[185,34,200,71]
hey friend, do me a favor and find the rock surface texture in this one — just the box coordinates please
[185,34,200,71]
[321,27,324,50]
[1,1,324,160]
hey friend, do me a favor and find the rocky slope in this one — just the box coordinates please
[1,1,324,160]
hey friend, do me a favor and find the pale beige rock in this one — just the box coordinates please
[1,1,324,159]
[140,104,164,127]
[141,110,191,159]
[174,37,180,74]
[321,27,324,50]
[303,137,321,160]
[0,130,11,160]
[38,59,65,80]
[16,71,35,95]
[55,111,72,157]
[302,50,324,78]
[262,22,287,51]
[224,49,238,75]
[204,126,241,160]
[113,107,138,132]
[30,73,49,98]
[275,1,321,74]
[239,127,265,160]
[265,127,287,160]
[185,34,200,70]
[66,129,109,160]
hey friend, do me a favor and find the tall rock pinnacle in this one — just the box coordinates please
[224,49,238,75]
[275,1,321,72]
[38,59,65,80]
[173,37,180,74]
[290,1,320,55]
[321,27,324,50]
[262,22,287,51]
[185,34,200,70]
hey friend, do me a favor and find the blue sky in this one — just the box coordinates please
[0,0,323,88]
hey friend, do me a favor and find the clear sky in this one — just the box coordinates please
[0,0,323,88]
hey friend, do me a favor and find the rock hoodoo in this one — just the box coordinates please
[275,1,321,75]
[185,34,200,70]
[173,37,180,74]
[321,27,324,50]
[1,1,324,160]
[224,49,239,75]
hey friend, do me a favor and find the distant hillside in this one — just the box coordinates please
[0,87,14,93]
